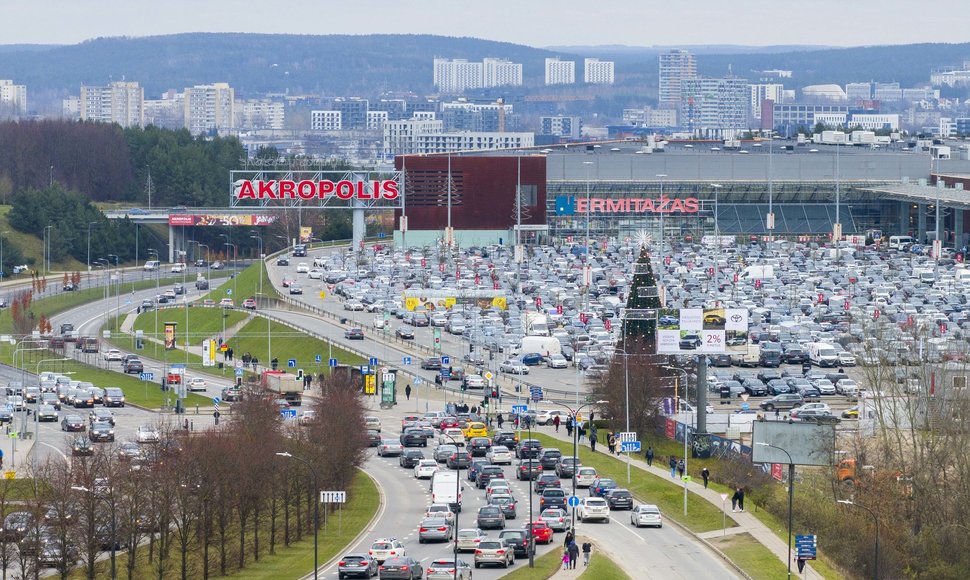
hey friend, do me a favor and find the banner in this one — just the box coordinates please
[168,214,277,227]
[299,226,313,243]
[402,289,508,311]
[164,323,177,350]
[202,339,215,367]
[656,308,749,354]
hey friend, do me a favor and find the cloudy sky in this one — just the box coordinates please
[6,0,967,46]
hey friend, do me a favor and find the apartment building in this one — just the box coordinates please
[584,59,615,84]
[434,59,484,93]
[659,49,696,105]
[483,58,523,88]
[235,99,285,130]
[80,81,144,127]
[183,83,234,135]
[545,58,576,85]
[0,80,27,116]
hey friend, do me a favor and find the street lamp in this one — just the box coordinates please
[757,442,795,579]
[656,174,668,305]
[86,221,99,275]
[546,400,608,533]
[438,432,464,580]
[837,499,878,580]
[709,184,722,298]
[276,452,319,580]
[0,230,8,280]
[72,485,117,580]
[250,232,264,299]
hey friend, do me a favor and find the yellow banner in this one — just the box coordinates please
[164,323,176,350]
[365,374,376,394]
[299,226,313,243]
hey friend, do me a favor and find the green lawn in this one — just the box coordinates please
[531,433,733,534]
[0,205,85,272]
[131,306,251,341]
[42,358,211,409]
[578,554,631,579]
[205,262,275,305]
[227,319,366,372]
[501,547,564,580]
[709,533,789,580]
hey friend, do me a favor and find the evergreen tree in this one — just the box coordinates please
[624,245,662,345]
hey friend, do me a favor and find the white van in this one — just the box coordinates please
[430,470,462,512]
[888,236,915,249]
[807,342,839,367]
[143,260,160,271]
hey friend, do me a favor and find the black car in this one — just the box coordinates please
[88,422,115,443]
[534,473,561,493]
[102,387,126,407]
[516,459,542,481]
[709,354,732,367]
[538,449,562,470]
[421,357,442,370]
[336,554,377,579]
[555,457,580,479]
[400,429,427,448]
[366,430,381,447]
[344,328,364,340]
[468,437,491,457]
[122,358,144,374]
[292,244,307,257]
[497,530,534,558]
[516,439,542,459]
[377,556,423,579]
[71,437,94,457]
[604,488,634,510]
[398,449,425,468]
[60,414,86,432]
[539,488,567,511]
[760,351,782,368]
[173,284,185,295]
[476,505,506,530]
[492,431,518,450]
[89,409,115,426]
[743,379,768,397]
[783,345,808,364]
[0,407,12,424]
[395,327,415,340]
[1,512,34,541]
[476,465,505,488]
[446,451,472,470]
[276,256,290,266]
[221,386,243,402]
[467,460,490,482]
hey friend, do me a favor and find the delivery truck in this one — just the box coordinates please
[262,370,303,406]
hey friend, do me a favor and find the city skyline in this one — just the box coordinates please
[6,0,970,47]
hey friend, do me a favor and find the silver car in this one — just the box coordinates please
[377,439,403,457]
[473,539,514,569]
[630,504,663,528]
[425,558,473,579]
[538,508,571,532]
[336,553,378,578]
[499,360,529,375]
[417,517,452,543]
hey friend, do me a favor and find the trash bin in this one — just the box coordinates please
[218,362,224,369]
[340,318,348,324]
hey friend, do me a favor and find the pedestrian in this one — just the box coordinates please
[227,348,234,361]
[677,459,685,479]
[252,357,259,370]
[589,431,598,452]
[271,357,279,370]
[607,432,616,455]
[513,415,520,429]
[136,306,141,315]
[701,467,710,488]
[568,540,580,569]
[589,411,595,422]
[669,456,677,478]
[563,529,574,548]
[497,413,504,429]
[732,486,745,512]
[0,447,4,469]
[561,548,571,570]
[405,384,412,400]
[565,419,573,437]
[646,446,654,467]
[553,415,561,432]
[581,541,592,566]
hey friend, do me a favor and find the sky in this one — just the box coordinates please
[5,0,968,47]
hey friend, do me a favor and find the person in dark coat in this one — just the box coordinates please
[563,529,574,548]
[701,467,710,488]
[404,384,411,400]
[568,541,580,569]
[646,446,654,467]
[732,486,745,512]
[553,414,561,432]
[669,455,677,478]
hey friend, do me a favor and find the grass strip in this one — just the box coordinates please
[227,319,366,372]
[708,532,790,580]
[578,553,631,579]
[501,547,564,580]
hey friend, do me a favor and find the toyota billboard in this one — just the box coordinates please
[656,308,749,354]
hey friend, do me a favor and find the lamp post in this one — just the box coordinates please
[546,400,609,533]
[656,174,668,304]
[86,221,99,275]
[709,184,722,297]
[44,225,53,277]
[148,248,160,342]
[438,432,464,580]
[757,442,795,579]
[663,364,692,514]
[221,234,237,300]
[276,452,319,580]
[198,243,211,282]
[837,499,878,580]
[0,229,8,281]
[72,485,117,579]
[250,232,264,299]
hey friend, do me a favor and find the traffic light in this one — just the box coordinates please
[491,388,499,398]
[482,396,489,408]
[469,344,474,353]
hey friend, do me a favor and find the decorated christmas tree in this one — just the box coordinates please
[624,245,662,346]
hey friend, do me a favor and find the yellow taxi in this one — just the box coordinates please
[462,421,488,439]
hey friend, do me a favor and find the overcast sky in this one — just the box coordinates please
[6,0,968,47]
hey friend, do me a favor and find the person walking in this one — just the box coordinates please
[581,541,592,566]
[563,529,574,548]
[568,540,580,570]
[607,432,616,455]
[405,384,412,401]
[589,431,598,452]
[669,456,677,478]
[497,413,504,429]
[646,446,654,467]
[701,467,710,488]
[677,459,685,479]
[732,486,745,512]
[553,414,561,432]
[561,548,571,570]
[565,419,573,437]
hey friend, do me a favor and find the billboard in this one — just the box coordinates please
[299,226,313,243]
[751,421,837,467]
[402,289,507,311]
[168,214,277,227]
[164,323,177,350]
[656,308,749,354]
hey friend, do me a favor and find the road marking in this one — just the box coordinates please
[39,441,69,462]
[611,515,648,541]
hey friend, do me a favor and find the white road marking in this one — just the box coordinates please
[39,441,69,462]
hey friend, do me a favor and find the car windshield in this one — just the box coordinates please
[479,541,503,549]
[544,489,564,497]
[372,542,392,549]
[458,530,479,538]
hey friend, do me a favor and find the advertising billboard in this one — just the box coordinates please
[656,308,749,354]
[402,289,507,311]
[168,214,277,227]
[164,323,177,350]
[299,226,313,243]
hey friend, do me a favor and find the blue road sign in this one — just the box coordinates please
[287,359,297,368]
[511,405,528,414]
[315,354,322,363]
[795,535,817,560]
[360,365,369,374]
[621,441,642,453]
[280,409,298,419]
[378,232,386,239]
[403,356,412,365]
[441,356,450,365]
[139,372,154,381]
[212,397,221,405]
[440,368,451,380]
[329,358,338,368]
[567,496,581,508]
[531,388,543,402]
[171,363,186,369]
[740,402,750,411]
[414,377,423,385]
[235,368,244,378]
[369,357,379,366]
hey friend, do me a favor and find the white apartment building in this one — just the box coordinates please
[80,81,144,127]
[848,113,899,131]
[367,111,389,130]
[433,59,484,93]
[310,110,342,131]
[0,80,27,116]
[183,83,234,135]
[144,94,184,130]
[383,116,532,157]
[584,58,614,84]
[622,107,678,127]
[539,116,581,139]
[681,77,748,134]
[235,99,285,130]
[62,96,80,120]
[383,118,445,156]
[545,58,576,85]
[659,49,696,105]
[483,58,523,88]
[749,84,785,120]
[813,112,848,128]
[845,82,872,102]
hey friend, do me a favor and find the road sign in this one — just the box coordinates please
[414,377,423,385]
[139,372,154,381]
[403,356,412,365]
[280,409,297,419]
[795,534,817,560]
[484,371,493,380]
[530,387,543,402]
[621,441,642,453]
[320,490,347,504]
[369,357,379,366]
[567,496,581,508]
[235,367,244,378]
[617,432,636,443]
[441,356,450,365]
[212,397,221,405]
[315,354,322,363]
[359,365,370,374]
[329,358,338,368]
[511,405,527,414]
[287,359,296,368]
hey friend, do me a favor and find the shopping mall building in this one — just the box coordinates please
[394,142,970,248]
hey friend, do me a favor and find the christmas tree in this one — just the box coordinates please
[624,245,662,346]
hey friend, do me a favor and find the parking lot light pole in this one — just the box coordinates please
[439,432,463,580]
[838,500,878,580]
[546,400,608,533]
[758,442,794,579]
[656,174,667,304]
[276,452,319,580]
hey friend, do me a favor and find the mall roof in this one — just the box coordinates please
[862,181,970,210]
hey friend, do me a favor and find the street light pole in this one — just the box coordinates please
[758,442,795,579]
[547,400,608,533]
[276,452,319,580]
[250,232,264,298]
[438,432,463,580]
[86,221,99,276]
[656,174,667,305]
[838,500,878,580]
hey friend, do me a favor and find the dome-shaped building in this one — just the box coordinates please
[801,84,847,101]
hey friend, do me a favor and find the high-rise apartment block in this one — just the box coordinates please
[659,50,696,105]
[749,84,786,120]
[310,111,342,131]
[235,99,285,130]
[584,59,615,84]
[434,59,485,93]
[681,77,748,134]
[441,100,514,132]
[0,80,27,116]
[183,83,234,135]
[539,116,581,139]
[483,58,523,88]
[80,81,144,127]
[545,58,576,85]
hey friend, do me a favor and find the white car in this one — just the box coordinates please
[836,379,859,397]
[307,269,323,279]
[136,425,160,444]
[413,459,438,479]
[838,352,857,366]
[463,374,485,389]
[797,402,832,415]
[298,409,316,425]
[499,360,529,375]
[575,467,598,488]
[577,497,611,523]
[368,538,406,564]
[425,503,456,525]
[344,301,365,311]
[536,410,567,426]
[485,446,513,465]
[187,377,207,392]
[296,262,309,273]
[439,428,465,447]
[630,504,663,528]
[546,354,568,369]
[170,263,185,273]
[373,317,387,329]
[102,349,124,362]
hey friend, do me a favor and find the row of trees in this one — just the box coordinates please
[4,372,368,580]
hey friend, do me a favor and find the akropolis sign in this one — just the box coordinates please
[234,179,399,200]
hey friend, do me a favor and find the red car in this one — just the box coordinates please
[526,521,553,544]
[439,417,459,430]
[242,298,257,310]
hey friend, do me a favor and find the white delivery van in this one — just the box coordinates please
[520,336,563,358]
[143,260,160,271]
[808,342,839,367]
[888,236,914,249]
[740,265,774,280]
[430,470,462,512]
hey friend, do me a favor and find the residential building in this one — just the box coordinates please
[622,107,678,127]
[440,100,513,132]
[545,58,576,85]
[681,76,748,135]
[370,99,408,121]
[62,96,80,120]
[847,113,899,131]
[539,116,581,139]
[931,63,970,87]
[902,87,939,101]
[584,58,615,84]
[383,117,444,157]
[749,84,785,120]
[367,111,389,130]
[433,58,484,93]
[143,92,184,130]
[310,110,342,131]
[483,58,523,88]
[873,82,902,102]
[0,80,27,116]
[80,81,144,127]
[383,117,532,157]
[183,83,234,135]
[659,49,696,105]
[334,97,369,130]
[235,99,285,130]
